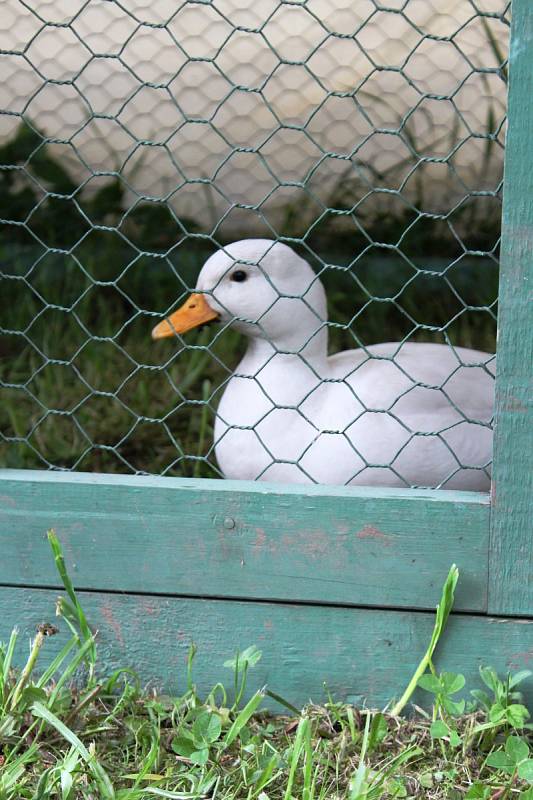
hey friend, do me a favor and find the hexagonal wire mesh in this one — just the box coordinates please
[1,0,508,489]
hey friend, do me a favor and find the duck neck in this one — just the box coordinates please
[237,329,328,376]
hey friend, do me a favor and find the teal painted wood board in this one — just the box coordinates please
[2,587,532,710]
[489,0,533,617]
[0,469,489,611]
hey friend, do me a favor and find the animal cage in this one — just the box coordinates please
[0,0,531,707]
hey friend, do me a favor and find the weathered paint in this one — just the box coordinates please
[0,469,489,611]
[2,587,532,710]
[489,0,533,617]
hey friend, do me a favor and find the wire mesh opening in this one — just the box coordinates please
[0,0,508,488]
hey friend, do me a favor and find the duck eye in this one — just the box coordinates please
[231,270,247,283]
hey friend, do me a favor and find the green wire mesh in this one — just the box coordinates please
[0,0,508,486]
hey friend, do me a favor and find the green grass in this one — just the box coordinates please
[1,535,532,799]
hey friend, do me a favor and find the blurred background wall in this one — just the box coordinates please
[1,0,509,237]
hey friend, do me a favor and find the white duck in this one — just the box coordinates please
[152,240,494,490]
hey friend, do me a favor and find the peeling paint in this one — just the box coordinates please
[253,528,267,552]
[101,602,125,648]
[356,525,393,546]
[507,650,533,669]
[298,530,331,559]
[512,650,533,663]
[141,599,156,616]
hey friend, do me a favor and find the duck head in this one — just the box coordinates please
[152,239,328,355]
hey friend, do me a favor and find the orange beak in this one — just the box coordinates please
[151,293,219,340]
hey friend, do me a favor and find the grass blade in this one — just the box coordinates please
[1,628,19,704]
[32,700,115,799]
[284,717,310,800]
[47,530,97,675]
[48,635,98,707]
[350,712,371,798]
[36,636,78,688]
[265,689,301,715]
[224,689,265,747]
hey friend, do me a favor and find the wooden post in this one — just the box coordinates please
[488,0,533,616]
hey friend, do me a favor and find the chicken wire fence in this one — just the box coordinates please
[0,0,508,489]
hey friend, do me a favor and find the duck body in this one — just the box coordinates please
[215,340,494,490]
[153,239,494,490]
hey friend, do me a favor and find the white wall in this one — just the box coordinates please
[1,0,509,234]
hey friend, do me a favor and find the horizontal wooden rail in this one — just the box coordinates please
[3,586,532,709]
[1,469,490,612]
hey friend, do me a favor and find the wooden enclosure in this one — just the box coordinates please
[0,0,532,709]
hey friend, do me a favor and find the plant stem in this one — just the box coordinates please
[10,631,44,711]
[391,565,459,716]
[391,649,435,718]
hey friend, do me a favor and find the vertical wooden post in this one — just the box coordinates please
[488,0,533,616]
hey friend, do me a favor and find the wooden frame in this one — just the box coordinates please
[0,0,531,707]
[0,471,489,610]
[488,0,533,618]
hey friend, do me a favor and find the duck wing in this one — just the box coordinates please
[324,342,494,489]
[328,341,494,423]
